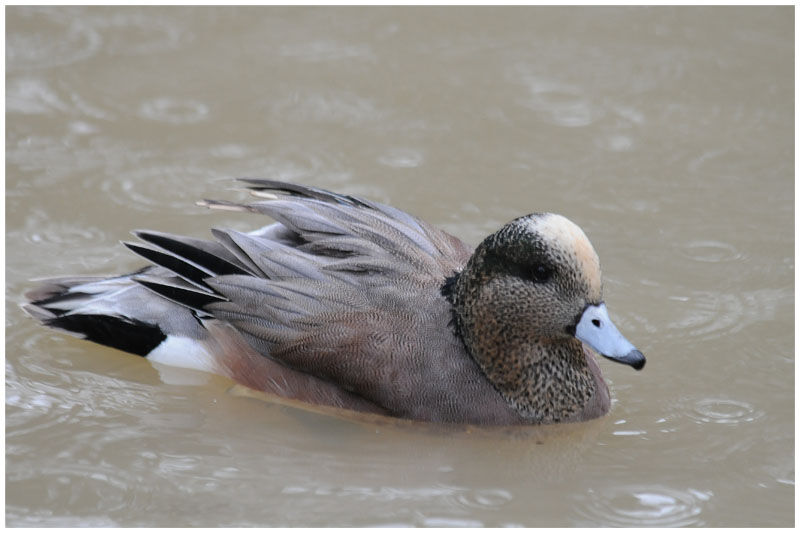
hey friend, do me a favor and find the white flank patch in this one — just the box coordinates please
[150,362,213,386]
[146,336,218,374]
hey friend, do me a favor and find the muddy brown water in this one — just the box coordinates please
[6,6,793,526]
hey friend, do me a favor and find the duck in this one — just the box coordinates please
[23,179,645,425]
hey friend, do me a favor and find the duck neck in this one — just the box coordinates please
[443,270,596,424]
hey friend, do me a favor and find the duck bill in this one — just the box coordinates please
[575,303,646,370]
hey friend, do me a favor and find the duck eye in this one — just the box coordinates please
[531,264,553,283]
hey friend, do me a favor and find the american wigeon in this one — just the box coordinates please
[24,180,644,425]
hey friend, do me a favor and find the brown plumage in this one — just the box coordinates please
[23,179,644,425]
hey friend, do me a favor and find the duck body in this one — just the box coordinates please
[24,180,644,425]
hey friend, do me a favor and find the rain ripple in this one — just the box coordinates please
[100,165,221,212]
[685,398,763,426]
[517,76,604,128]
[7,7,188,73]
[139,98,210,125]
[22,210,108,247]
[657,397,766,460]
[573,485,711,527]
[681,240,744,263]
[666,288,786,343]
[455,488,513,510]
[11,209,121,278]
[7,8,101,71]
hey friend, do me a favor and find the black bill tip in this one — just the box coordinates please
[604,349,646,370]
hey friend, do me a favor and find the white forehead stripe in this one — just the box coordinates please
[527,214,602,296]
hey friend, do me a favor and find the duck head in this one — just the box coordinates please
[444,212,644,420]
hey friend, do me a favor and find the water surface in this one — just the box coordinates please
[6,6,794,526]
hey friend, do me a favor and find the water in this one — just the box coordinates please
[6,6,793,526]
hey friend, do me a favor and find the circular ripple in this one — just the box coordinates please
[6,79,69,115]
[518,77,605,127]
[11,209,121,277]
[455,488,512,510]
[681,240,743,263]
[670,292,744,339]
[667,288,785,343]
[100,165,220,212]
[574,485,710,527]
[6,8,101,71]
[27,222,102,247]
[688,398,762,425]
[139,98,210,124]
